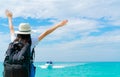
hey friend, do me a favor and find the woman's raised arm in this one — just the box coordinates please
[5,10,15,36]
[38,20,68,41]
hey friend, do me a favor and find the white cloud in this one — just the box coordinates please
[1,0,120,20]
[110,20,120,26]
[34,29,120,61]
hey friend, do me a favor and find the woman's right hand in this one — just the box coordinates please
[5,10,13,18]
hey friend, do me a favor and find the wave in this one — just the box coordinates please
[37,63,86,69]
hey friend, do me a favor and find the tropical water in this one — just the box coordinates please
[0,62,120,77]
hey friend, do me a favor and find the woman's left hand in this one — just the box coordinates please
[58,20,68,27]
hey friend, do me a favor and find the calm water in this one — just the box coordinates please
[0,62,120,77]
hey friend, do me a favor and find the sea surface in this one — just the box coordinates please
[0,62,120,77]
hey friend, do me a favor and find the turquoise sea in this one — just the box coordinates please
[0,62,120,77]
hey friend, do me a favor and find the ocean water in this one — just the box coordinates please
[0,62,120,77]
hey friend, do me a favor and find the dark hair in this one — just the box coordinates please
[14,34,32,45]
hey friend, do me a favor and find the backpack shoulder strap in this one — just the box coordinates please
[6,42,14,56]
[18,43,31,61]
[31,48,35,62]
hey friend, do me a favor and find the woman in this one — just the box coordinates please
[4,10,68,77]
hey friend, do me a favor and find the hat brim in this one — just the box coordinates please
[15,31,34,34]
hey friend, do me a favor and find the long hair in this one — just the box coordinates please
[14,34,32,45]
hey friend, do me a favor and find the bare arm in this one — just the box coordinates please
[5,10,15,35]
[38,20,68,41]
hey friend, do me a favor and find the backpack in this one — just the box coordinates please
[3,41,34,77]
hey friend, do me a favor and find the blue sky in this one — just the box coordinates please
[0,0,120,62]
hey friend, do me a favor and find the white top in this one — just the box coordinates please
[11,34,39,52]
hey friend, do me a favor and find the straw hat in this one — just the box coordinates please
[15,23,33,34]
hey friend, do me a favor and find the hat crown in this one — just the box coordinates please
[19,23,31,32]
[15,23,33,34]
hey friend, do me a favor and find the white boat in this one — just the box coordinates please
[39,61,65,69]
[39,61,53,69]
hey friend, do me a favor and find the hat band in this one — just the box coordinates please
[19,30,31,32]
